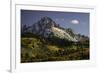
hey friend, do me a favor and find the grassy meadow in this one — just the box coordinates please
[21,34,89,63]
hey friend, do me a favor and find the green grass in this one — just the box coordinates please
[21,36,89,63]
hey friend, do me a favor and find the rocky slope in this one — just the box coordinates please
[21,16,85,42]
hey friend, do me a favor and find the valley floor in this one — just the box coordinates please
[21,37,89,63]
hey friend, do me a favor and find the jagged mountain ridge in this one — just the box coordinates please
[21,16,78,42]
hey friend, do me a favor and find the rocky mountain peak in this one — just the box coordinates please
[21,16,78,42]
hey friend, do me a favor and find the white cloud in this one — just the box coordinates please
[70,19,80,24]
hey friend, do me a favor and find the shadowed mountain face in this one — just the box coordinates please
[21,16,88,42]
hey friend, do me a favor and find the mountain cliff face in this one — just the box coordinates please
[21,16,78,42]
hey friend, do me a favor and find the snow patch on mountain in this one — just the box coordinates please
[52,27,77,42]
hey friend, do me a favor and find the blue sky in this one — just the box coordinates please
[21,10,89,36]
